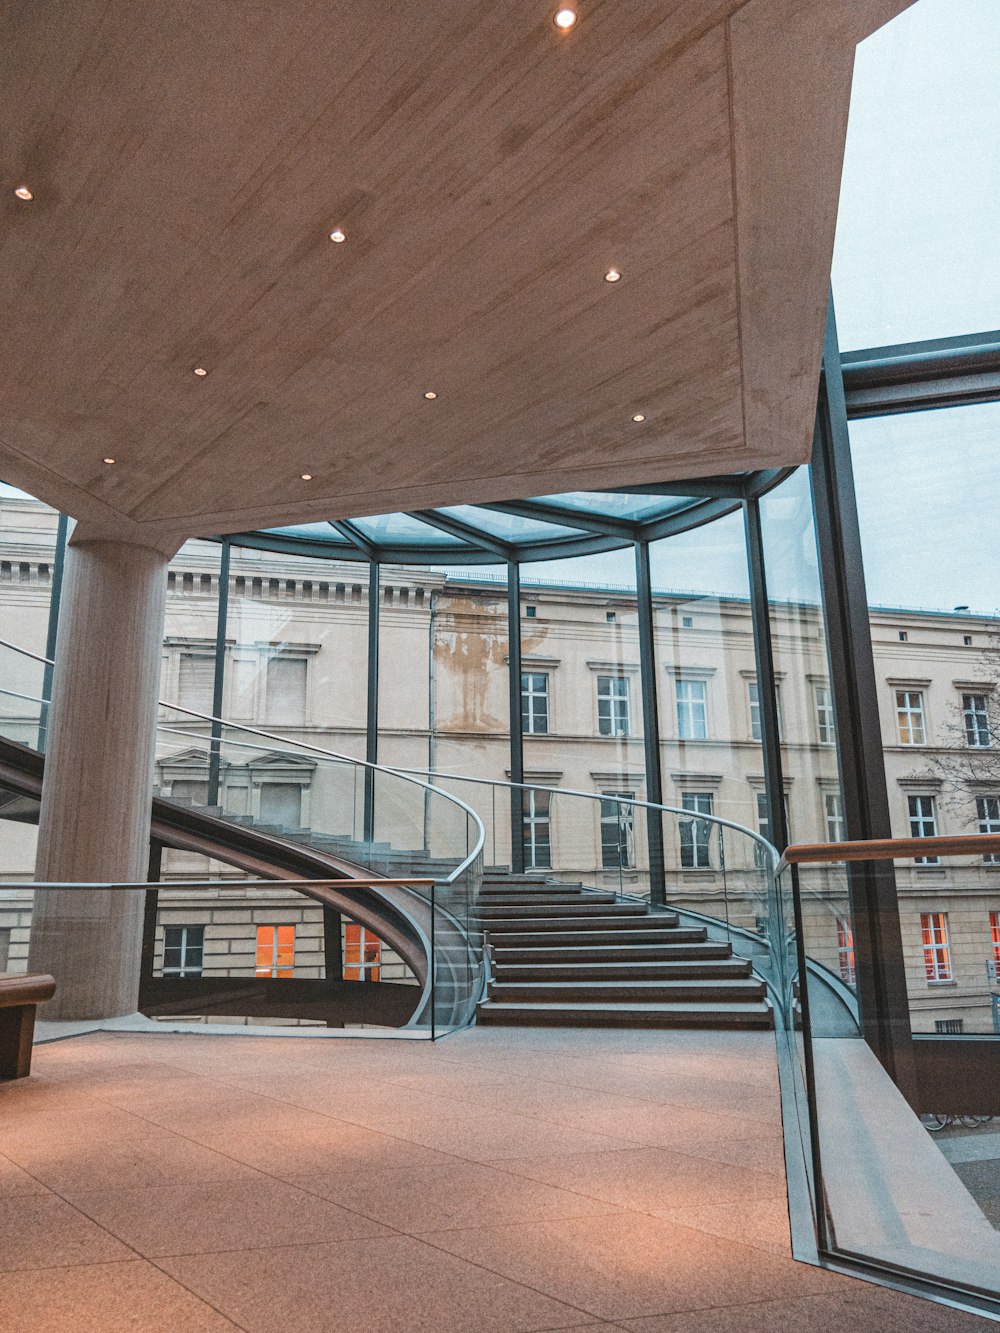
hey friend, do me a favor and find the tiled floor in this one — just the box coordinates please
[0,1027,993,1332]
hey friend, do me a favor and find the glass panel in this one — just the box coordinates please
[445,506,583,541]
[352,512,467,546]
[833,0,1000,348]
[759,468,844,852]
[851,403,1000,1037]
[522,492,695,523]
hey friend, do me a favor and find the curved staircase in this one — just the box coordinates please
[477,872,772,1028]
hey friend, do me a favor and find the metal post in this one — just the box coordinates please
[810,294,916,1101]
[138,839,162,1008]
[743,499,789,852]
[363,561,379,845]
[634,541,666,905]
[38,512,68,752]
[323,904,343,989]
[206,539,231,808]
[507,561,525,874]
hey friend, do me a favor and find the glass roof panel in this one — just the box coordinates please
[833,0,1000,349]
[352,512,467,545]
[440,506,586,540]
[262,521,353,544]
[528,491,695,522]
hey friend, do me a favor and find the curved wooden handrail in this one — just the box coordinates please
[778,833,1000,875]
[0,973,56,1007]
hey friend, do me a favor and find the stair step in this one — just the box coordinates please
[493,960,751,981]
[477,893,617,908]
[480,885,587,898]
[489,979,767,1003]
[487,925,701,946]
[475,901,648,919]
[479,914,679,934]
[477,1000,774,1029]
[492,942,731,963]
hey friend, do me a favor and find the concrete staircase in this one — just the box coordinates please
[476,872,772,1029]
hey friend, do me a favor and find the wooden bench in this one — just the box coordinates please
[0,974,56,1080]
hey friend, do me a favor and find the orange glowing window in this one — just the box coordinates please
[344,923,381,982]
[256,924,295,978]
[991,911,1000,966]
[920,912,951,983]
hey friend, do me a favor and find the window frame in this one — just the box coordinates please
[815,683,835,745]
[162,924,205,978]
[962,692,991,748]
[676,676,708,741]
[521,671,550,735]
[920,911,952,984]
[895,689,926,746]
[908,793,939,865]
[597,675,630,738]
[680,792,714,870]
[599,792,635,870]
[522,788,552,870]
[977,795,1000,865]
[255,923,295,978]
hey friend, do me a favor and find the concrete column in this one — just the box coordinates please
[27,536,172,1019]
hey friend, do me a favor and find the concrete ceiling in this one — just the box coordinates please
[0,0,910,550]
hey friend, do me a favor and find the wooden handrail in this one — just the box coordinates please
[778,834,1000,874]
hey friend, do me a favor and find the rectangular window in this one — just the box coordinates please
[522,789,552,869]
[935,1019,964,1035]
[815,685,835,744]
[896,690,926,746]
[0,926,10,972]
[978,796,1000,865]
[178,653,214,713]
[836,916,856,987]
[676,678,708,740]
[963,693,991,748]
[162,925,205,977]
[680,792,713,869]
[265,655,307,724]
[521,672,549,735]
[597,676,629,737]
[255,924,295,977]
[344,924,381,982]
[990,910,1000,967]
[920,912,952,983]
[825,792,846,843]
[600,793,635,870]
[749,681,762,742]
[230,655,257,721]
[908,794,939,864]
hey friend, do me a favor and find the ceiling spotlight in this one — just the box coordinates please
[103,457,116,465]
[604,269,622,283]
[13,185,33,201]
[554,8,577,29]
[423,390,438,400]
[193,366,208,377]
[300,473,313,481]
[632,414,646,423]
[329,228,346,243]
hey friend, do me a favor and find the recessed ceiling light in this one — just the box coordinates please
[103,457,116,465]
[632,413,645,423]
[14,185,33,201]
[554,8,577,29]
[423,391,438,400]
[604,269,622,283]
[193,366,208,377]
[300,473,313,481]
[329,228,346,243]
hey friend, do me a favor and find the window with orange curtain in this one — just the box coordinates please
[990,911,1000,967]
[255,924,295,977]
[344,924,381,982]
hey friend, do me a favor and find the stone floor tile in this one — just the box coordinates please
[288,1159,626,1232]
[658,1196,792,1256]
[4,1126,263,1194]
[0,1258,241,1331]
[159,1232,589,1332]
[420,1211,838,1322]
[66,1177,393,1257]
[0,1151,51,1197]
[618,1285,995,1331]
[486,1146,786,1213]
[0,1195,132,1271]
[193,1121,457,1177]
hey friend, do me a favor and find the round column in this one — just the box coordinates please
[28,537,171,1019]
